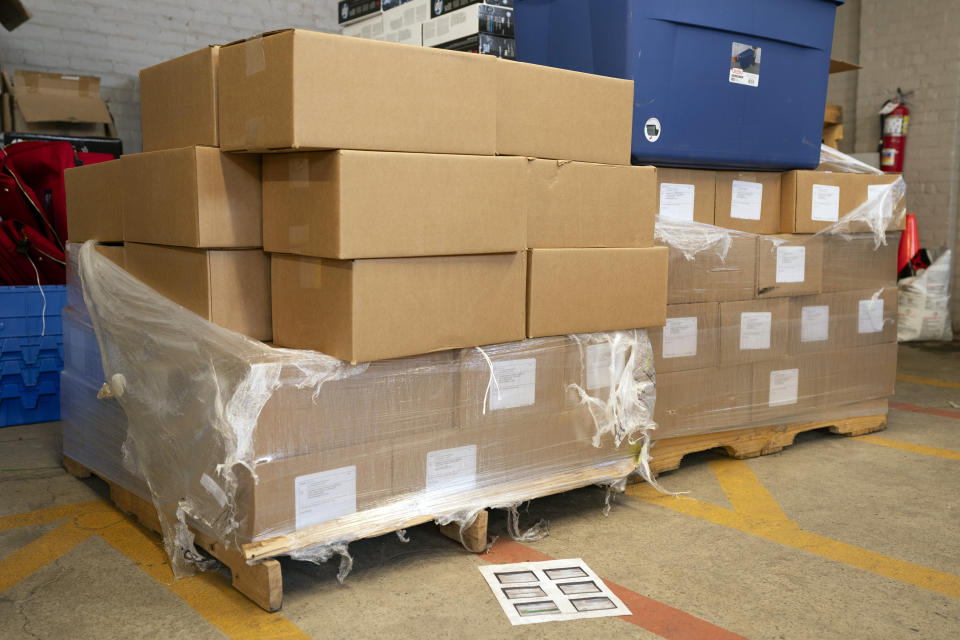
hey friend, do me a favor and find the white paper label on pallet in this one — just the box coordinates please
[730,180,763,220]
[659,183,696,221]
[775,245,806,283]
[586,343,627,390]
[487,358,537,410]
[769,368,800,407]
[739,311,772,350]
[867,184,895,221]
[294,466,357,530]
[426,445,477,491]
[800,305,830,343]
[811,184,841,222]
[662,317,698,358]
[858,298,885,334]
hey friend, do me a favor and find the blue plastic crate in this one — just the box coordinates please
[0,285,67,339]
[0,390,60,425]
[514,0,844,170]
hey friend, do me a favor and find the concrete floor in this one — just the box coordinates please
[1,343,958,639]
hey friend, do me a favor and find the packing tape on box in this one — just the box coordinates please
[245,34,266,75]
[244,116,264,151]
[288,156,310,188]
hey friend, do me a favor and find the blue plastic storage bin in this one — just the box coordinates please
[514,0,843,170]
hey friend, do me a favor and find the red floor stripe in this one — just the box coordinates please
[483,539,747,640]
[889,401,960,420]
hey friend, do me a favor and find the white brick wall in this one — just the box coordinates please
[0,0,341,153]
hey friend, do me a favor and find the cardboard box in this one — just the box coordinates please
[525,161,655,248]
[125,243,271,340]
[341,13,385,39]
[661,233,757,304]
[262,151,526,258]
[751,354,828,424]
[822,343,897,407]
[715,171,781,234]
[656,168,716,224]
[8,70,114,138]
[139,46,220,152]
[756,234,823,298]
[337,0,383,25]
[780,171,904,233]
[436,33,515,59]
[271,252,526,362]
[392,430,483,496]
[65,159,123,242]
[526,247,667,338]
[422,3,513,47]
[821,232,899,292]
[848,287,898,347]
[653,365,753,439]
[383,0,428,34]
[122,146,261,248]
[648,302,720,373]
[719,298,790,365]
[787,291,850,355]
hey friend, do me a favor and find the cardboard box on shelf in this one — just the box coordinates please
[65,159,124,243]
[780,171,904,233]
[656,168,716,224]
[124,243,271,340]
[139,46,220,152]
[435,32,515,59]
[525,161,655,248]
[271,252,526,363]
[337,0,383,25]
[6,70,114,138]
[714,171,781,235]
[383,0,428,34]
[653,364,753,439]
[719,298,790,365]
[661,233,757,304]
[263,151,525,259]
[821,232,899,292]
[526,247,667,338]
[422,3,513,47]
[648,302,720,373]
[755,234,823,298]
[122,146,261,248]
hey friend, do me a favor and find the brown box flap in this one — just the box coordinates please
[13,70,112,124]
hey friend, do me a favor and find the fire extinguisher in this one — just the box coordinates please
[879,89,911,173]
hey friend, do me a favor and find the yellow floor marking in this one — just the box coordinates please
[0,521,94,593]
[0,500,105,532]
[627,459,960,600]
[896,374,960,389]
[854,435,960,461]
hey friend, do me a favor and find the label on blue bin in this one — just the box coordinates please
[730,42,761,88]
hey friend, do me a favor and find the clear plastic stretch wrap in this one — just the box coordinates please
[66,243,655,578]
[651,145,904,440]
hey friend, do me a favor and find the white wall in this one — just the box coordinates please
[0,0,340,154]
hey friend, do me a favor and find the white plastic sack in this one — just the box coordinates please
[898,250,953,342]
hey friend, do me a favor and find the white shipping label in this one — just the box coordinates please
[488,358,537,410]
[811,184,841,222]
[775,245,806,283]
[740,311,772,351]
[867,184,895,221]
[730,180,763,220]
[294,466,357,530]
[659,183,696,221]
[662,317,698,358]
[426,445,477,491]
[800,305,830,343]
[586,343,627,391]
[769,368,800,407]
[858,298,885,334]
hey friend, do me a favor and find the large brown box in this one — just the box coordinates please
[821,232,899,292]
[714,171,781,235]
[756,234,823,298]
[780,171,904,233]
[848,287,898,347]
[526,247,668,338]
[65,159,123,243]
[653,365,753,439]
[525,161,656,248]
[139,46,220,152]
[751,354,829,424]
[787,291,851,355]
[662,233,758,304]
[271,252,526,363]
[656,168,716,224]
[719,298,790,365]
[648,302,720,373]
[124,243,271,340]
[8,70,114,138]
[823,343,898,407]
[219,30,632,164]
[263,151,526,258]
[122,146,261,248]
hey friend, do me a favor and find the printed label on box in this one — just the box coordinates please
[586,343,627,391]
[426,445,477,491]
[867,184,895,222]
[729,42,761,87]
[295,466,357,530]
[488,358,537,410]
[811,184,841,222]
[659,183,695,221]
[800,305,830,343]
[858,298,885,334]
[662,317,698,358]
[740,311,772,350]
[769,368,799,407]
[776,245,806,283]
[730,180,763,220]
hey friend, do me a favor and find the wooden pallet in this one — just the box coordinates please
[648,408,887,475]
